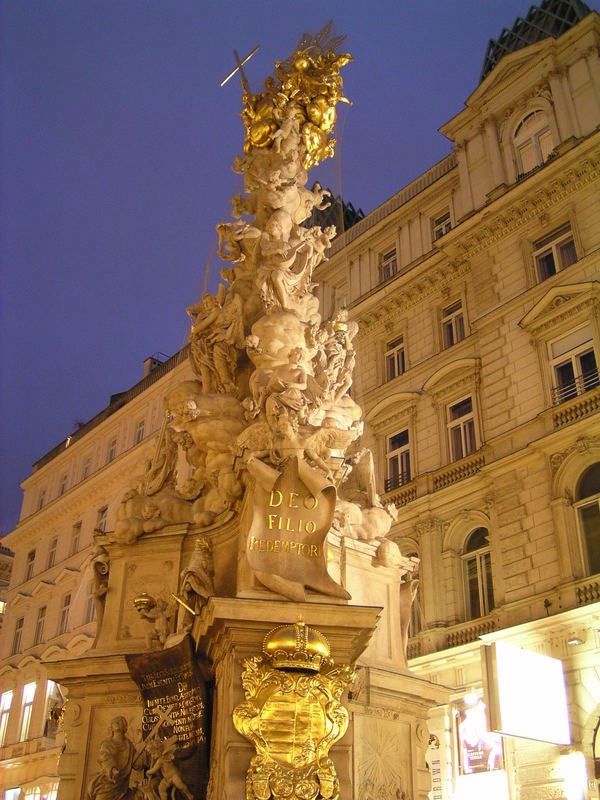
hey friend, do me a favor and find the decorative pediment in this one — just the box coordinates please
[16,654,39,670]
[11,591,31,606]
[31,580,54,597]
[40,644,66,661]
[0,664,16,679]
[54,566,79,585]
[365,392,420,431]
[519,282,599,335]
[423,358,480,402]
[66,633,94,654]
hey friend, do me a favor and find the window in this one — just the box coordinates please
[448,397,476,461]
[433,211,451,241]
[385,336,405,381]
[575,463,600,576]
[385,430,411,492]
[549,325,599,405]
[97,506,108,533]
[58,474,68,496]
[379,248,398,282]
[441,300,465,348]
[0,690,13,746]
[107,438,117,463]
[134,419,145,444]
[84,581,96,624]
[534,224,577,281]
[25,549,36,581]
[37,490,46,510]
[19,682,36,741]
[462,528,494,620]
[514,109,554,175]
[11,617,24,655]
[71,522,81,555]
[82,457,91,480]
[58,593,71,635]
[43,680,63,740]
[33,606,46,646]
[47,537,57,569]
[333,282,347,311]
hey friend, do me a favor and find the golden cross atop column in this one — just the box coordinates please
[220,45,260,96]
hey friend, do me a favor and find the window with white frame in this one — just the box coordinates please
[462,528,494,620]
[97,506,108,533]
[533,224,577,282]
[0,690,13,746]
[11,616,24,655]
[58,473,68,496]
[447,397,477,461]
[19,682,36,741]
[134,419,145,444]
[433,211,451,241]
[25,549,36,581]
[514,109,554,175]
[58,593,71,635]
[82,457,91,480]
[441,300,465,349]
[71,522,81,555]
[47,537,57,569]
[33,605,46,646]
[379,248,398,282]
[84,581,96,624]
[549,324,599,405]
[107,438,117,463]
[385,429,411,492]
[43,680,63,740]
[385,336,406,381]
[575,463,600,577]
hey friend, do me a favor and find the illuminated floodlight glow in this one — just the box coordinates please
[482,641,571,745]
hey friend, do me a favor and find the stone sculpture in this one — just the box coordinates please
[111,24,399,601]
[176,536,214,632]
[86,716,136,800]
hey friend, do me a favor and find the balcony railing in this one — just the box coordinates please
[384,471,411,493]
[446,616,496,648]
[552,368,599,406]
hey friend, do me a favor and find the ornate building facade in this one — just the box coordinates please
[1,4,600,800]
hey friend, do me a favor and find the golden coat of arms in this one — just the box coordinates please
[233,620,355,800]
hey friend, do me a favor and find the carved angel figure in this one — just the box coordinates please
[86,716,136,800]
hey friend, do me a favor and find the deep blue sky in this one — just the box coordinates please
[2,0,597,533]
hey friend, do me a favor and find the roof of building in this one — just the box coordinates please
[480,0,592,82]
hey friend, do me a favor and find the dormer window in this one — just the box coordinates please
[514,110,554,175]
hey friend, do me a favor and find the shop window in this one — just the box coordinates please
[385,430,411,492]
[134,419,145,444]
[549,324,599,405]
[433,211,451,241]
[107,438,117,463]
[11,617,24,655]
[0,690,13,746]
[47,537,57,569]
[534,224,577,281]
[462,528,494,620]
[33,606,46,646]
[385,336,405,381]
[575,463,600,576]
[25,549,36,581]
[441,300,465,349]
[447,397,477,461]
[58,593,71,635]
[97,506,108,533]
[19,682,36,742]
[514,109,554,175]
[71,522,81,555]
[379,248,398,283]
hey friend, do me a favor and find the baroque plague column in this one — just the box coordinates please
[47,27,447,800]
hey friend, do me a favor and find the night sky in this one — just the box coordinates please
[2,0,597,534]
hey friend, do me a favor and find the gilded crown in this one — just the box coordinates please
[263,620,332,672]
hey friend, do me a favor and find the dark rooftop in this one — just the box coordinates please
[480,0,592,82]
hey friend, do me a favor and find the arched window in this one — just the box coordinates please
[462,528,494,620]
[514,110,554,175]
[575,463,600,576]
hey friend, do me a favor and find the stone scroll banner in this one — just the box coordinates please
[246,455,350,601]
[126,635,209,798]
